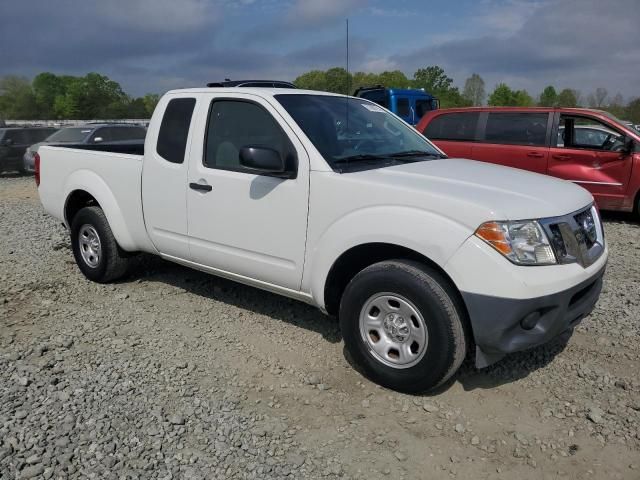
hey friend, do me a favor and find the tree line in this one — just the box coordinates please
[294,67,640,123]
[0,73,159,120]
[1,68,639,123]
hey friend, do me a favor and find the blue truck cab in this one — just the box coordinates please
[353,86,439,125]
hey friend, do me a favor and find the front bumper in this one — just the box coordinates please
[463,265,605,367]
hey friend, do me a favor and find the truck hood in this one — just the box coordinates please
[354,158,593,224]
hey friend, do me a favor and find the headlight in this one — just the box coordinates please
[475,220,556,265]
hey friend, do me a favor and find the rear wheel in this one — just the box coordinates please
[70,206,131,283]
[339,260,467,393]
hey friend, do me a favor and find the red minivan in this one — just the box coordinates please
[416,107,640,215]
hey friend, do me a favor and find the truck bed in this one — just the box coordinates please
[37,145,154,253]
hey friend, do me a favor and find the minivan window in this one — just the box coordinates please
[423,112,480,141]
[557,115,624,151]
[485,113,548,146]
[156,98,196,164]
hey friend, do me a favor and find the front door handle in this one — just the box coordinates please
[527,151,545,158]
[189,182,212,192]
[552,154,572,161]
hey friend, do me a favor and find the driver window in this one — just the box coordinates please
[557,115,623,151]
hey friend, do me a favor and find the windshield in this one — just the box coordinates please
[275,94,443,171]
[45,127,93,143]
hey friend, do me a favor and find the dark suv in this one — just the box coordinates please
[23,123,147,172]
[0,127,58,173]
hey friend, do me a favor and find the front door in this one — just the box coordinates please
[548,113,633,210]
[186,94,309,291]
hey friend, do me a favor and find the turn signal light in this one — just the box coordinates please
[475,222,512,256]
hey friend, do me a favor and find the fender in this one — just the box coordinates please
[303,205,472,309]
[63,169,145,252]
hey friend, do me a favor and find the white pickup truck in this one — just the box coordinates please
[37,88,608,393]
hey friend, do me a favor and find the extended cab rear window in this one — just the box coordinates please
[424,112,479,141]
[157,98,196,164]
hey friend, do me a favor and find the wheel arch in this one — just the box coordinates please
[322,242,469,328]
[62,170,138,251]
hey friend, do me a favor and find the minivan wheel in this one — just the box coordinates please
[339,260,467,393]
[70,206,130,283]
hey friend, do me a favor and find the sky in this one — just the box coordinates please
[0,0,638,101]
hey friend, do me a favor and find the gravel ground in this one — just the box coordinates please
[1,175,639,479]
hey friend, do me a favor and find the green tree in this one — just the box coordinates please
[538,85,558,107]
[324,67,351,94]
[488,83,513,106]
[412,66,453,93]
[377,70,411,89]
[462,73,485,106]
[142,93,160,117]
[413,66,471,108]
[0,76,38,119]
[488,83,533,106]
[351,71,380,92]
[626,98,640,124]
[556,88,578,107]
[32,72,65,118]
[294,70,328,92]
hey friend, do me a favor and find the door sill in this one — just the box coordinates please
[159,253,315,305]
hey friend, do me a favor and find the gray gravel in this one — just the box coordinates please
[1,176,639,479]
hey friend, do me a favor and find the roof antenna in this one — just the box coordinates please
[345,18,350,169]
[346,18,350,96]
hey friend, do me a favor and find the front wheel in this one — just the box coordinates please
[70,206,131,283]
[339,260,467,393]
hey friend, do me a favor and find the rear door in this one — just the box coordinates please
[549,113,633,210]
[185,93,309,290]
[421,111,480,158]
[471,111,551,174]
[141,94,198,258]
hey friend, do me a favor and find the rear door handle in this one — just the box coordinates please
[527,151,545,158]
[552,154,572,161]
[189,182,212,192]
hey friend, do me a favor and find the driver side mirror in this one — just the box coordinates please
[239,146,295,178]
[93,137,103,143]
[622,136,635,155]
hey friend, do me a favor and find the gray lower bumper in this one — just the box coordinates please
[462,266,605,368]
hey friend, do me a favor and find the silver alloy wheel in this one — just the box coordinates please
[78,224,102,268]
[359,292,429,369]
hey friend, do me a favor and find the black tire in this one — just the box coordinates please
[70,206,130,283]
[339,259,467,394]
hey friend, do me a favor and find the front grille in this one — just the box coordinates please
[540,206,604,268]
[573,209,598,250]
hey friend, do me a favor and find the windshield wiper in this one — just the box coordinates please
[332,154,393,165]
[388,150,447,159]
